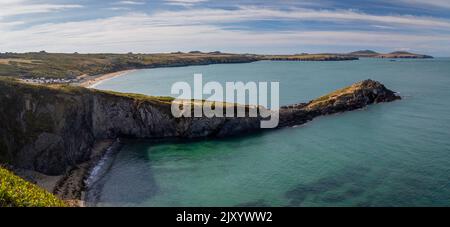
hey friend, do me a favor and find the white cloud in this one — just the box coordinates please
[371,25,395,29]
[147,7,450,30]
[114,1,146,5]
[165,0,208,7]
[106,7,131,11]
[394,47,412,51]
[1,12,449,54]
[1,5,450,54]
[0,0,82,19]
[395,0,450,9]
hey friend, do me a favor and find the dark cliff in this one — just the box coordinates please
[0,79,260,174]
[0,78,400,175]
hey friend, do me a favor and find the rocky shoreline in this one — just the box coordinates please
[9,139,121,206]
[0,78,400,205]
[53,139,122,206]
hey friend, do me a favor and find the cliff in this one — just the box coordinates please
[0,78,260,175]
[0,78,400,176]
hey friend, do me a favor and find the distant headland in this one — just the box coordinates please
[0,50,433,85]
[347,50,433,59]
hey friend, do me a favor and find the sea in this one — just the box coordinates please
[87,58,450,207]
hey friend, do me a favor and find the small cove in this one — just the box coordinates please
[88,58,450,206]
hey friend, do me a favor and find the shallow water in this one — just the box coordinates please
[90,58,450,206]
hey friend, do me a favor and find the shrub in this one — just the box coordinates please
[0,167,67,207]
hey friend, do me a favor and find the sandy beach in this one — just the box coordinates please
[78,69,137,88]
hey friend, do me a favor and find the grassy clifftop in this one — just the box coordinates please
[0,52,258,79]
[0,166,66,207]
[0,77,174,103]
[0,52,362,80]
[0,51,433,80]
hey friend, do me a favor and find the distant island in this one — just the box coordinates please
[347,50,433,59]
[0,50,433,84]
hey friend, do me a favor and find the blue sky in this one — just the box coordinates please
[1,0,450,56]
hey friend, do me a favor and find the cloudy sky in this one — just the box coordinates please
[1,0,450,56]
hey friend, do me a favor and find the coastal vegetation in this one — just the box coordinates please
[307,80,372,109]
[0,51,432,81]
[263,54,358,61]
[0,52,259,79]
[0,166,66,207]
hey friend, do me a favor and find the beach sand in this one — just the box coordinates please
[78,69,137,88]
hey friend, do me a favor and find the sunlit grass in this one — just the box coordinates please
[0,167,67,207]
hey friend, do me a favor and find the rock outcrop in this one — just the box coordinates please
[0,78,400,175]
[278,80,400,127]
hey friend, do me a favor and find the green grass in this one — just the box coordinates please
[0,52,259,79]
[98,89,175,104]
[0,167,67,207]
[0,52,362,80]
[306,81,364,110]
[0,77,172,102]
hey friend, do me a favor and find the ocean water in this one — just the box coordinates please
[89,58,450,207]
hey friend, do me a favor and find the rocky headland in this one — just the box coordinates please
[0,51,432,87]
[0,77,400,204]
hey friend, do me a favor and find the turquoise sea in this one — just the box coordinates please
[89,58,450,206]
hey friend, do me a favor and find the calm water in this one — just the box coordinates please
[90,58,450,206]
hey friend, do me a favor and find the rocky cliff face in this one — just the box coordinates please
[0,78,399,175]
[90,93,262,140]
[0,82,95,174]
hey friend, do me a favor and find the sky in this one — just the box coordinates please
[1,0,450,56]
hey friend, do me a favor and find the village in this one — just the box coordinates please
[20,77,79,84]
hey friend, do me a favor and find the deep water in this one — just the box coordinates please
[90,58,450,206]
